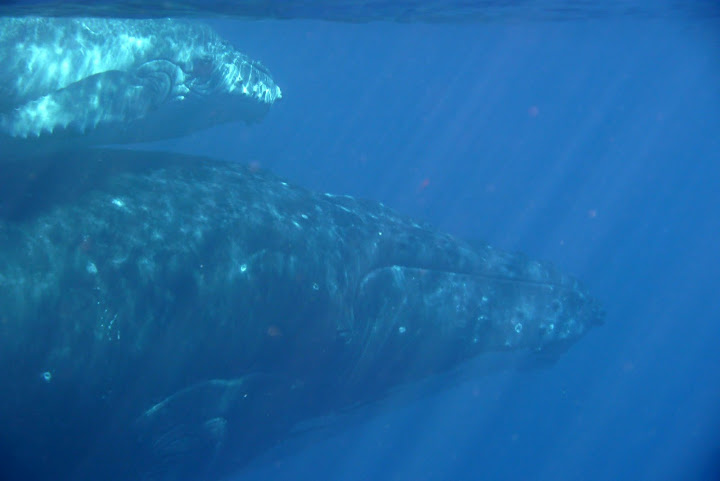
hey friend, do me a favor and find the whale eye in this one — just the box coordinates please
[193,57,215,78]
[188,57,220,94]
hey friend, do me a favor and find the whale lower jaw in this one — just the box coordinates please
[346,265,602,391]
[0,92,272,157]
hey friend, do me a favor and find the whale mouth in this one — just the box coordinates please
[344,265,603,390]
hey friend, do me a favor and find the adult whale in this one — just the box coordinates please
[0,17,281,154]
[0,150,603,481]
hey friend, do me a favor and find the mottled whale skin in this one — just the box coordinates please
[0,17,281,153]
[0,151,603,481]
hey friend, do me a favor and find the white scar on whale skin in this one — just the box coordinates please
[0,17,281,146]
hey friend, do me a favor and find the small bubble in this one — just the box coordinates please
[398,326,406,334]
[312,283,319,291]
[42,371,52,382]
[514,323,523,334]
[240,264,247,273]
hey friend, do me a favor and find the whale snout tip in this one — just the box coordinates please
[257,83,282,104]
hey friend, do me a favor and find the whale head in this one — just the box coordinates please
[179,31,282,107]
[334,224,605,395]
[132,23,283,129]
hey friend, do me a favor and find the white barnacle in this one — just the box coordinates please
[239,264,247,273]
[398,326,407,334]
[86,262,98,275]
[42,371,52,382]
[514,323,523,334]
[111,198,125,208]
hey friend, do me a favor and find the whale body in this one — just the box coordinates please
[0,150,603,481]
[0,17,281,153]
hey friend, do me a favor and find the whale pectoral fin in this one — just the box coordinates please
[133,376,298,480]
[133,379,236,481]
[0,69,175,139]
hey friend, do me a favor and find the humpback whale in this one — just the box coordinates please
[0,150,603,481]
[0,17,281,153]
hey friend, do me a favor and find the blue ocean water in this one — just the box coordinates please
[3,2,719,481]
[173,12,720,481]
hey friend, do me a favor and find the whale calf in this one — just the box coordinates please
[0,150,603,481]
[0,17,281,153]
